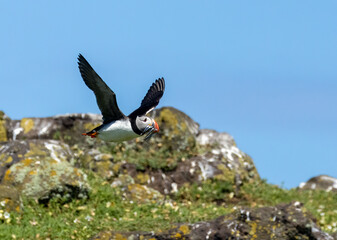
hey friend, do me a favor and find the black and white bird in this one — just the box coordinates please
[78,54,165,142]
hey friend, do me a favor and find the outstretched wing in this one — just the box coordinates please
[129,78,165,118]
[78,54,126,123]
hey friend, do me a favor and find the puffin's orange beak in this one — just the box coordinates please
[153,120,159,133]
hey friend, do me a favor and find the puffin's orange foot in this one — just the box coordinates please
[82,132,98,138]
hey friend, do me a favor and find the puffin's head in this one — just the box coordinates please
[136,116,159,140]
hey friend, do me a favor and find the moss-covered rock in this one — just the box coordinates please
[73,147,115,180]
[149,107,199,151]
[0,140,89,202]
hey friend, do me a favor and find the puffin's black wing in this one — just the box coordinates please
[77,54,126,123]
[129,78,165,118]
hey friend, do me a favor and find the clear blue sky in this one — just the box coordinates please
[1,1,336,188]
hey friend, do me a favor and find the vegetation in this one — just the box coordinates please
[0,171,335,239]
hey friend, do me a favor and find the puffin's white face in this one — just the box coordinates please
[135,116,159,140]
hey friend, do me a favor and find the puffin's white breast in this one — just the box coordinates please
[97,119,139,142]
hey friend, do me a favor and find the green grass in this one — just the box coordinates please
[0,172,232,239]
[1,173,336,239]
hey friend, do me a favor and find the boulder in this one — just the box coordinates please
[197,129,259,186]
[0,140,89,202]
[299,175,337,192]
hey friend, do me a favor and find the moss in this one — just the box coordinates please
[20,118,34,134]
[0,121,7,142]
[24,143,48,158]
[215,164,235,183]
[127,184,164,203]
[135,173,150,185]
[156,108,179,135]
[52,131,61,140]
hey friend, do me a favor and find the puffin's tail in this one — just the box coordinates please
[82,130,98,138]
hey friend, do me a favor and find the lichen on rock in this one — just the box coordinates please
[0,140,89,202]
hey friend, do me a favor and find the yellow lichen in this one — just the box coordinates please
[21,159,33,167]
[29,170,36,175]
[179,225,190,235]
[114,233,127,240]
[5,157,13,164]
[135,173,150,184]
[3,170,12,182]
[50,170,57,176]
[15,206,20,212]
[174,232,182,238]
[20,118,34,134]
[0,120,7,142]
[74,168,81,177]
[249,222,258,239]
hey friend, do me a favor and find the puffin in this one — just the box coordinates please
[77,54,165,142]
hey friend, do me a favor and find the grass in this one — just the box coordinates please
[0,171,232,239]
[0,173,336,239]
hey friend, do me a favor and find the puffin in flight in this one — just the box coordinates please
[78,54,165,142]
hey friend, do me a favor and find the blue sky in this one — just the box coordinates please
[1,1,336,188]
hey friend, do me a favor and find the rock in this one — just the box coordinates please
[149,107,200,151]
[111,150,259,197]
[111,174,164,203]
[0,111,10,142]
[6,113,102,144]
[91,202,335,240]
[197,129,259,184]
[299,175,337,192]
[74,147,115,180]
[0,140,89,202]
[197,129,235,147]
[0,140,73,180]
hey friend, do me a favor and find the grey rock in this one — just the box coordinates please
[299,175,337,192]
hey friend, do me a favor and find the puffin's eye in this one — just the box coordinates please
[143,118,147,122]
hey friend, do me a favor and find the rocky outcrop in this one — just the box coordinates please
[0,106,260,205]
[0,107,259,205]
[91,202,335,240]
[299,175,337,192]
